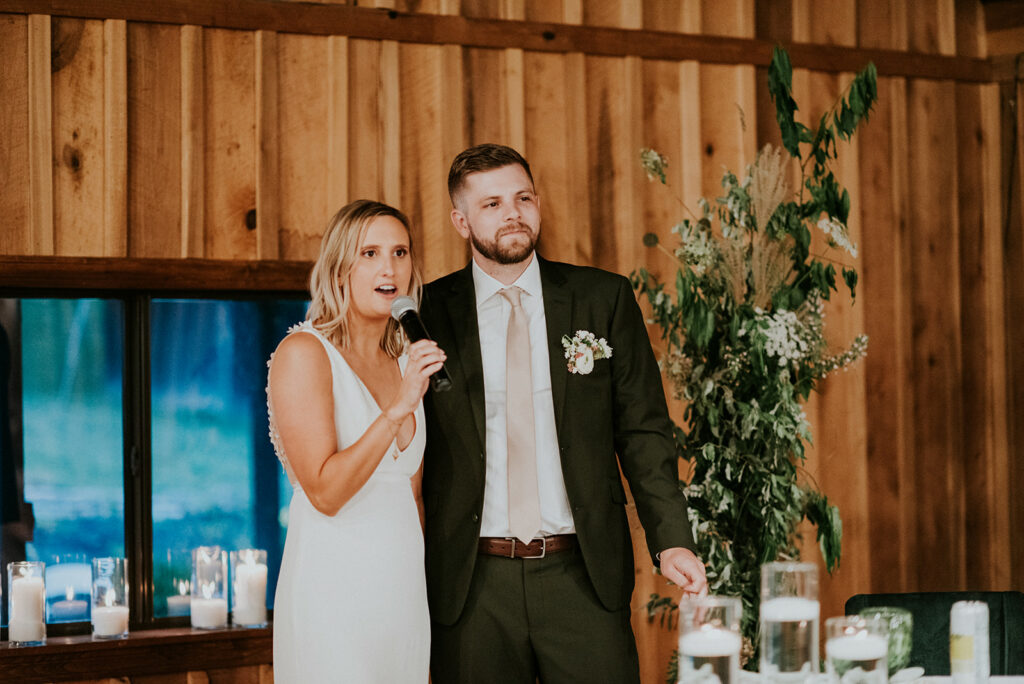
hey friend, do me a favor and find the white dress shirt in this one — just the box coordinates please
[472,255,575,538]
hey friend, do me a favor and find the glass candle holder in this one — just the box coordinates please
[231,549,268,628]
[45,554,90,623]
[190,546,227,629]
[759,562,820,683]
[859,606,912,674]
[91,557,129,639]
[826,615,889,684]
[677,595,742,684]
[7,561,46,646]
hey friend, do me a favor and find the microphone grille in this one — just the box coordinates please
[390,296,417,321]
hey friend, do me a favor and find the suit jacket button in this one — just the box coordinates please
[479,452,484,460]
[472,513,479,522]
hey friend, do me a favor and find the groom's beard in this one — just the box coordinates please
[469,221,538,265]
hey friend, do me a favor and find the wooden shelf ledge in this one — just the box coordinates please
[0,626,272,683]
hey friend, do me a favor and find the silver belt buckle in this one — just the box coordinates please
[524,537,546,559]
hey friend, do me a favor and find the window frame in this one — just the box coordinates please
[0,256,310,636]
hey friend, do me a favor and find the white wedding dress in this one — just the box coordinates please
[268,321,430,683]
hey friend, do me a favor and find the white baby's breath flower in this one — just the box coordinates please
[816,216,859,258]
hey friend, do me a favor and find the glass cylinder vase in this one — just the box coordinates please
[230,549,268,628]
[760,562,820,684]
[190,546,227,629]
[826,615,889,684]
[7,561,46,646]
[91,557,129,639]
[677,595,742,684]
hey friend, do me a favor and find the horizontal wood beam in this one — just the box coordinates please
[0,255,311,293]
[1,0,995,83]
[0,626,270,681]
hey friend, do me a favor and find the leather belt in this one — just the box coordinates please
[478,534,576,559]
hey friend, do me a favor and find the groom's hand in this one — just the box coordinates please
[659,547,707,597]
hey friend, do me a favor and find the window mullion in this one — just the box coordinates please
[123,294,153,627]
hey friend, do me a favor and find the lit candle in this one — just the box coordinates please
[826,634,888,661]
[9,575,46,643]
[191,582,227,629]
[50,584,89,621]
[680,627,743,657]
[232,554,268,627]
[92,592,129,638]
[191,597,228,629]
[166,579,191,616]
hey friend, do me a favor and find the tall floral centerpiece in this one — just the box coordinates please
[632,48,877,671]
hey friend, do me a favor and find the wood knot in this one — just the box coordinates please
[246,209,257,231]
[51,18,85,73]
[704,143,714,157]
[542,31,556,41]
[62,144,82,173]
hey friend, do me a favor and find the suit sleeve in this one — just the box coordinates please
[607,275,695,563]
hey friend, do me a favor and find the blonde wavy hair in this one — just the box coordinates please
[307,200,423,357]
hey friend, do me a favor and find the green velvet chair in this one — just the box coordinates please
[845,591,1024,675]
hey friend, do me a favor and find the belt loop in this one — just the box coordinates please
[509,539,516,559]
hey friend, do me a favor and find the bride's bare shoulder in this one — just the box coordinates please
[270,330,330,380]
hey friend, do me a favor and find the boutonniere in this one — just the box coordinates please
[561,330,613,375]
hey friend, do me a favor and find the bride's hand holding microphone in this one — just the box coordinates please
[383,340,446,426]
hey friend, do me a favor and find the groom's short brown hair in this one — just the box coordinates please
[447,144,534,206]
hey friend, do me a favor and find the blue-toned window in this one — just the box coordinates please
[1,299,125,626]
[0,293,306,632]
[150,299,303,617]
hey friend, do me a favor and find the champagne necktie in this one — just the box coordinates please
[499,287,541,544]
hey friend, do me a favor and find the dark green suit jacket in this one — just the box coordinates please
[420,256,694,626]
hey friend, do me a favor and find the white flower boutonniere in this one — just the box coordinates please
[561,330,612,375]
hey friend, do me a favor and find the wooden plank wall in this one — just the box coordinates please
[1,1,1021,681]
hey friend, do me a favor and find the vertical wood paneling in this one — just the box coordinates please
[501,2,526,153]
[327,35,349,224]
[181,24,205,258]
[1008,78,1024,594]
[0,13,31,254]
[583,63,637,272]
[908,77,964,591]
[465,48,507,144]
[52,18,106,256]
[793,0,872,632]
[28,13,53,255]
[204,28,258,259]
[523,51,582,265]
[380,39,402,206]
[398,37,468,281]
[395,0,466,280]
[256,30,281,260]
[128,22,183,258]
[859,75,915,593]
[104,19,128,257]
[857,0,915,595]
[906,0,965,591]
[348,38,382,200]
[954,0,1012,591]
[698,0,756,200]
[278,33,331,261]
[523,0,590,268]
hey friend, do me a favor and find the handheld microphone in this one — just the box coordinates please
[390,296,453,392]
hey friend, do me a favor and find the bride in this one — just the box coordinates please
[267,200,444,682]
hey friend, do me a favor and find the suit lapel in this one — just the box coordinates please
[443,265,488,451]
[539,257,571,434]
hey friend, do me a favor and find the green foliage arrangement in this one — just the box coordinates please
[632,47,877,674]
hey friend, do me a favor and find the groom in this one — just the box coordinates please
[420,144,706,684]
